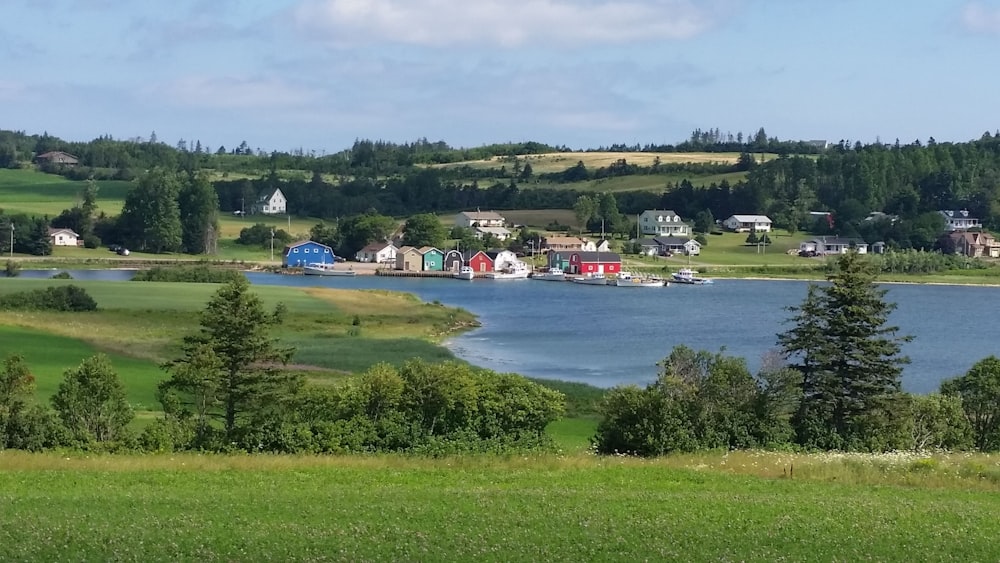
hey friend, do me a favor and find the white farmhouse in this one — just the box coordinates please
[939,210,981,232]
[253,187,287,215]
[455,210,506,229]
[355,242,398,264]
[723,214,773,233]
[638,210,690,236]
[47,228,80,246]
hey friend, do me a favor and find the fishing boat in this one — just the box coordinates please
[485,261,531,279]
[671,268,713,285]
[453,265,475,280]
[303,262,358,277]
[610,271,666,288]
[530,267,566,281]
[572,273,609,286]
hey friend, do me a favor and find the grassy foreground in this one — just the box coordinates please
[1,450,998,561]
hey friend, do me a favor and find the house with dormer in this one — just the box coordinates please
[253,187,286,215]
[638,209,690,237]
[939,210,981,232]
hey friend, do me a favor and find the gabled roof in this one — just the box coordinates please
[359,242,395,253]
[574,251,622,262]
[807,236,867,247]
[36,151,79,161]
[728,214,772,223]
[475,226,511,235]
[543,236,584,245]
[637,238,660,247]
[640,209,680,220]
[418,246,442,255]
[283,240,332,255]
[458,210,505,221]
[258,187,284,202]
[47,227,80,237]
[652,236,691,246]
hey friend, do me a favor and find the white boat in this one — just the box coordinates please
[531,267,565,281]
[485,261,531,280]
[611,271,666,288]
[671,268,713,285]
[572,273,609,286]
[303,262,358,277]
[453,265,475,280]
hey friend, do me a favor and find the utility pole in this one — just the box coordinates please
[8,222,13,257]
[270,228,274,262]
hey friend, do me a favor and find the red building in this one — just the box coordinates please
[466,251,493,273]
[569,251,621,275]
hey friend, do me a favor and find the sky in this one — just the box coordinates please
[1,0,999,153]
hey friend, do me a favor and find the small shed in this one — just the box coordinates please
[419,247,444,271]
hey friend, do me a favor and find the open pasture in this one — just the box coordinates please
[0,169,130,216]
[434,151,767,174]
[0,450,997,561]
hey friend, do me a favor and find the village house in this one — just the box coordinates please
[474,225,512,241]
[354,242,397,264]
[638,210,690,237]
[282,240,334,267]
[542,236,587,252]
[34,151,79,166]
[799,236,869,255]
[948,231,1000,258]
[47,227,81,247]
[722,214,773,233]
[253,187,286,215]
[455,210,506,229]
[939,210,981,232]
[485,249,519,272]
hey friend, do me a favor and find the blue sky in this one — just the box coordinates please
[1,0,998,153]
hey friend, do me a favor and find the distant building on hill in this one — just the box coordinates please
[35,151,79,166]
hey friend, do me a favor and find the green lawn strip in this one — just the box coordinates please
[0,459,995,561]
[545,417,598,453]
[0,169,130,216]
[0,325,163,410]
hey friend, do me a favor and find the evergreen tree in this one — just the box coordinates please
[178,172,220,254]
[160,277,296,437]
[778,250,912,450]
[118,168,183,253]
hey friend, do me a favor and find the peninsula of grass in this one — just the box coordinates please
[1,450,998,561]
[0,279,477,410]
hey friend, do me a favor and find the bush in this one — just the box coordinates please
[132,265,244,283]
[4,260,20,277]
[0,285,97,311]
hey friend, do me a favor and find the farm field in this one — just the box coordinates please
[0,279,476,409]
[433,151,772,173]
[0,168,131,216]
[0,450,998,561]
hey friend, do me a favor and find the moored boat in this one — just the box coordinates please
[485,261,531,279]
[671,268,712,285]
[611,271,666,288]
[303,262,358,276]
[453,265,475,280]
[572,273,609,286]
[531,267,566,281]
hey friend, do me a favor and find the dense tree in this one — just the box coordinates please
[160,277,296,437]
[52,354,133,444]
[402,214,446,247]
[941,356,1000,450]
[573,195,597,230]
[779,250,912,450]
[118,168,183,253]
[0,355,62,451]
[178,172,220,254]
[337,212,396,256]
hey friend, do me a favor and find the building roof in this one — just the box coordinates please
[359,242,395,253]
[258,187,283,202]
[543,236,584,245]
[806,236,868,247]
[728,214,772,223]
[574,251,622,262]
[474,226,511,236]
[641,209,679,216]
[36,151,79,162]
[637,238,660,247]
[652,236,692,246]
[417,246,442,255]
[396,245,420,254]
[283,240,332,255]
[47,227,80,237]
[459,210,505,221]
[939,209,976,218]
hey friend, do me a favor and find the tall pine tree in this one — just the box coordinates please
[778,249,912,450]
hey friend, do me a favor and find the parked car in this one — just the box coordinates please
[117,247,130,256]
[108,244,122,253]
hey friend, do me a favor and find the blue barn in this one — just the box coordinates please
[283,240,335,267]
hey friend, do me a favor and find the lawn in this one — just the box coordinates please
[0,280,477,407]
[523,170,748,193]
[0,450,998,561]
[0,168,130,216]
[433,151,774,174]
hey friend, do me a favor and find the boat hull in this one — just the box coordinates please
[303,264,358,276]
[612,279,666,288]
[572,276,609,286]
[485,271,530,280]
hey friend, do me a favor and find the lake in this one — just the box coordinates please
[15,269,1000,393]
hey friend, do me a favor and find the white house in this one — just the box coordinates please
[474,226,512,241]
[638,210,690,236]
[456,210,506,229]
[253,187,286,215]
[47,228,80,246]
[799,236,868,255]
[723,214,773,233]
[355,242,397,264]
[939,210,981,232]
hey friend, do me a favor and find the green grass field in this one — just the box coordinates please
[0,168,131,216]
[0,450,998,561]
[0,280,476,409]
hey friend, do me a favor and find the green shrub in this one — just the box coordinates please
[131,265,244,283]
[0,285,97,311]
[4,260,20,278]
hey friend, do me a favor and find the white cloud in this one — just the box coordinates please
[961,2,1000,34]
[293,0,722,47]
[157,76,322,109]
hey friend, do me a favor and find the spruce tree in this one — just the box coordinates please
[778,250,911,450]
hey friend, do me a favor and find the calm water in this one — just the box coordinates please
[16,269,1000,393]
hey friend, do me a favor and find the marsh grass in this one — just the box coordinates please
[0,450,998,561]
